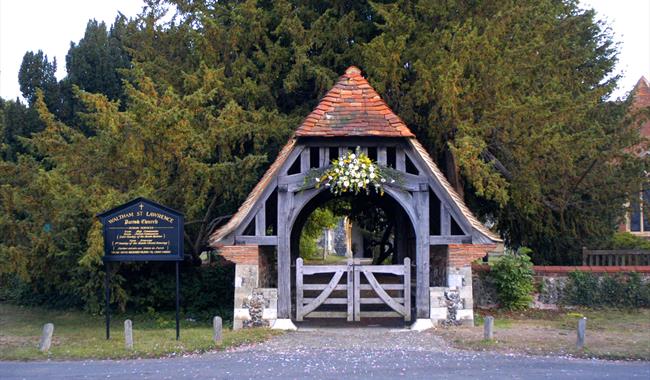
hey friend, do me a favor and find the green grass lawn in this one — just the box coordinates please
[436,308,650,360]
[0,303,281,361]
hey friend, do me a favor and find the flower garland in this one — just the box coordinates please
[314,148,396,195]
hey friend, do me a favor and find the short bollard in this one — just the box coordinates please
[576,317,586,350]
[484,316,494,340]
[39,323,54,352]
[124,319,134,350]
[213,316,223,344]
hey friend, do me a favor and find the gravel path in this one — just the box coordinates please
[1,327,649,380]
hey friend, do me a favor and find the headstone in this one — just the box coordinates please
[213,316,223,344]
[484,316,494,340]
[124,319,133,350]
[576,317,586,350]
[38,323,54,352]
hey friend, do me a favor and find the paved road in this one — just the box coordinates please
[2,328,649,379]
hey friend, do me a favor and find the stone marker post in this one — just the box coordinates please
[39,323,54,352]
[213,316,222,344]
[124,319,134,350]
[484,316,494,340]
[576,317,586,350]
[483,317,494,340]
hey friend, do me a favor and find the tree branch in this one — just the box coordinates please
[481,149,513,181]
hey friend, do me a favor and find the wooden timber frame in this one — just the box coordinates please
[212,137,498,320]
[209,66,501,326]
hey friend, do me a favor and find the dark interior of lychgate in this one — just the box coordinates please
[289,190,418,321]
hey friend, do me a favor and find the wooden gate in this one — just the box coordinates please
[295,257,411,322]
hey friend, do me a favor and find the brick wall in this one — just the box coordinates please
[218,245,260,265]
[448,244,496,267]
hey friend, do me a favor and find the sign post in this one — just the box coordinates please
[98,198,184,340]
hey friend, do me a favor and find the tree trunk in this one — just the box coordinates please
[444,147,464,199]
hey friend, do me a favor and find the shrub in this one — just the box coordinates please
[564,271,650,308]
[489,248,535,310]
[1,262,236,321]
[609,232,650,250]
[563,271,601,306]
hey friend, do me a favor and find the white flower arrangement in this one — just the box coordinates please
[313,147,398,196]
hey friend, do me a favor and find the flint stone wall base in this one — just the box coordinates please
[429,265,475,326]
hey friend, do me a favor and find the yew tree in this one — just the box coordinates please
[1,0,646,311]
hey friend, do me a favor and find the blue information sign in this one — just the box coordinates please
[98,197,184,262]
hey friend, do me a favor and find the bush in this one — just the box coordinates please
[489,248,535,310]
[609,232,650,250]
[563,271,601,306]
[564,271,650,308]
[0,262,236,321]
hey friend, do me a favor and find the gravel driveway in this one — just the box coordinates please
[1,327,649,379]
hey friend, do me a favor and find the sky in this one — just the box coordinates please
[0,0,648,101]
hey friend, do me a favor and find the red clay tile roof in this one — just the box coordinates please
[632,76,650,109]
[631,76,650,139]
[295,66,415,138]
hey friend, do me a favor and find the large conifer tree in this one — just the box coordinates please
[0,0,646,311]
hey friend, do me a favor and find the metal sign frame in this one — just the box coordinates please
[97,197,184,340]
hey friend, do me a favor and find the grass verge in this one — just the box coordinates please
[0,303,281,361]
[434,308,650,360]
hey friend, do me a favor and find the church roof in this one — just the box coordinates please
[631,76,650,139]
[295,66,414,138]
[632,76,650,110]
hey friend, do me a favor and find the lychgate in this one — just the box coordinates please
[209,66,501,330]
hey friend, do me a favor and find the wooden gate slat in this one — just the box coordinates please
[299,269,345,318]
[302,284,347,291]
[296,258,304,321]
[361,269,405,315]
[359,311,402,318]
[347,258,354,322]
[358,284,404,290]
[308,311,348,318]
[303,298,348,304]
[359,297,405,304]
[354,260,361,321]
[403,258,411,321]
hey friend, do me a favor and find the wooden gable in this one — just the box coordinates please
[209,66,499,247]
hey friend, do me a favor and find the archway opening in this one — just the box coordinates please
[289,188,418,323]
[290,190,416,266]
